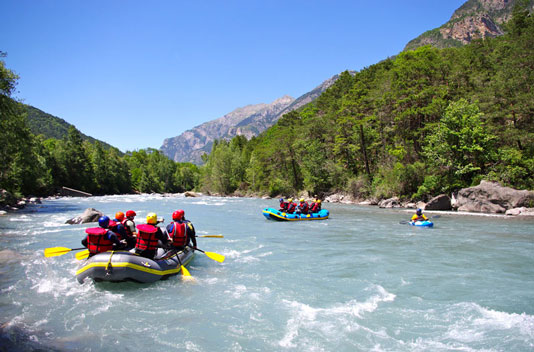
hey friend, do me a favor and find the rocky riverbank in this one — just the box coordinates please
[322,180,534,216]
[0,189,43,215]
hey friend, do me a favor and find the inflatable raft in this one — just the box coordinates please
[262,207,329,221]
[75,247,195,284]
[410,220,434,227]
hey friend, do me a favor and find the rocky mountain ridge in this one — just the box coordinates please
[404,0,533,50]
[160,75,341,164]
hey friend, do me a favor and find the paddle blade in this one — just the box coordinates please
[44,247,72,257]
[198,235,224,238]
[399,221,409,225]
[204,251,225,263]
[180,265,195,281]
[75,250,90,260]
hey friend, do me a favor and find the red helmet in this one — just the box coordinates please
[126,210,136,218]
[172,210,185,221]
[115,211,125,221]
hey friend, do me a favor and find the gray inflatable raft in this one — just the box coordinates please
[76,247,195,284]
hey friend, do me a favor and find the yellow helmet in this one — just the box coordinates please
[288,198,293,202]
[300,198,305,202]
[146,212,158,225]
[317,200,321,203]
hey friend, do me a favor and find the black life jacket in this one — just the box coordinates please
[86,227,114,254]
[121,218,136,238]
[135,224,159,251]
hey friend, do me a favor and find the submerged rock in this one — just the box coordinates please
[66,208,103,224]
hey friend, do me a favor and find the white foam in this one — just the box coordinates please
[278,285,396,348]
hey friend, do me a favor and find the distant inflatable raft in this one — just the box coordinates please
[262,207,329,221]
[75,247,195,284]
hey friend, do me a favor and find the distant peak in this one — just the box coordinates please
[272,95,295,105]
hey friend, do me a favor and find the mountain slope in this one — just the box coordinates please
[404,0,534,51]
[160,74,341,164]
[24,104,117,150]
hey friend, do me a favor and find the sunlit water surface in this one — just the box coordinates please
[0,194,533,351]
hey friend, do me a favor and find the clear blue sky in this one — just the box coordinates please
[1,0,466,152]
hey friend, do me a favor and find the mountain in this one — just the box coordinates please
[24,104,117,151]
[160,74,341,164]
[404,0,534,51]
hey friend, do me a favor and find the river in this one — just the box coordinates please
[0,194,533,351]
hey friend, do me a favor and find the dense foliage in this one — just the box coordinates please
[201,6,534,199]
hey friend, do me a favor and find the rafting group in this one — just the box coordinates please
[263,196,330,221]
[81,209,197,260]
[45,209,225,284]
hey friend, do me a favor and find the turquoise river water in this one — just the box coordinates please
[0,194,533,351]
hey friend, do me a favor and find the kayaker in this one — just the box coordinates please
[279,198,289,212]
[286,198,297,214]
[166,209,197,251]
[135,212,169,259]
[296,199,309,214]
[411,208,429,222]
[81,215,123,257]
[309,199,322,213]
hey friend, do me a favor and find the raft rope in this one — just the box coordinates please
[105,251,115,275]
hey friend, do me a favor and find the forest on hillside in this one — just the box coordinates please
[201,5,534,200]
[1,5,533,201]
[0,54,199,198]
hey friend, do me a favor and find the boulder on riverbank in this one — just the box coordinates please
[456,180,534,213]
[65,208,103,224]
[378,197,402,208]
[424,194,452,211]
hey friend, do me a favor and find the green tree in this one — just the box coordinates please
[423,99,496,188]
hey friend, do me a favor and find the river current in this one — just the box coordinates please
[0,194,533,351]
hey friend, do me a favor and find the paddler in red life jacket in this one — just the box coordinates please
[135,212,169,259]
[279,198,289,212]
[81,216,123,257]
[309,199,322,213]
[411,208,429,222]
[296,198,309,214]
[116,211,136,250]
[286,198,297,214]
[166,209,197,250]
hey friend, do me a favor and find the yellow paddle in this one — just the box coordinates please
[196,235,224,238]
[44,247,86,258]
[75,250,90,260]
[194,248,225,263]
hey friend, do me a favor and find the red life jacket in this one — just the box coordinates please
[121,218,135,237]
[299,202,309,213]
[279,201,288,211]
[85,227,114,254]
[310,202,320,213]
[169,221,187,247]
[287,202,296,213]
[135,224,159,251]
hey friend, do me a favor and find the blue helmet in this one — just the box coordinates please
[416,208,422,215]
[279,198,284,203]
[98,215,110,228]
